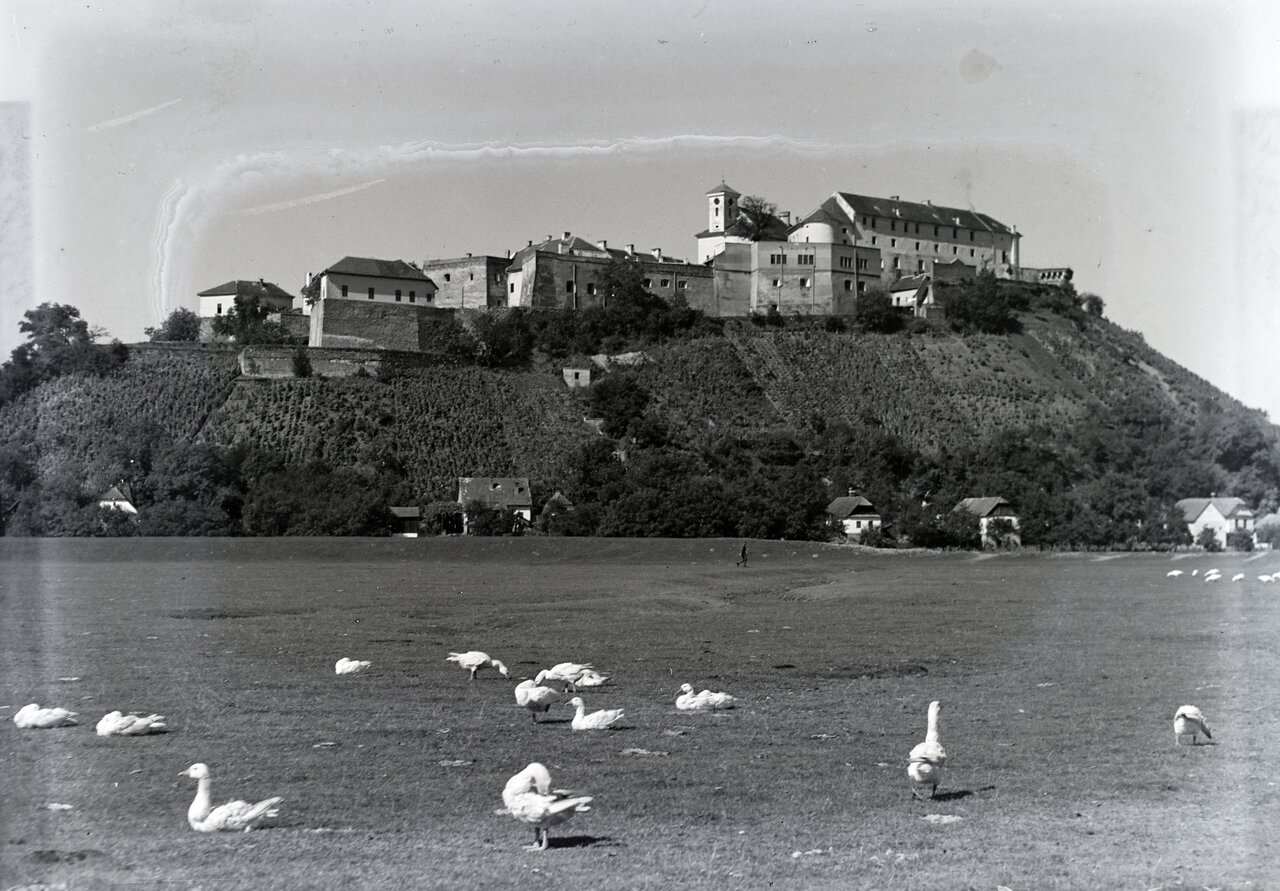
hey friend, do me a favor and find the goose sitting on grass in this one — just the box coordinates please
[907,700,947,800]
[334,657,372,675]
[1166,569,1183,577]
[95,711,167,736]
[446,651,509,680]
[1173,705,1212,746]
[501,762,593,851]
[514,679,562,723]
[535,662,595,692]
[567,696,624,731]
[180,763,282,832]
[676,683,737,711]
[575,669,610,688]
[13,704,78,729]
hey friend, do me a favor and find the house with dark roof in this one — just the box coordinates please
[97,483,138,517]
[389,506,421,538]
[954,496,1021,548]
[505,232,713,311]
[197,279,297,318]
[457,477,534,534]
[1176,497,1256,550]
[826,491,882,541]
[302,257,448,351]
[303,256,437,316]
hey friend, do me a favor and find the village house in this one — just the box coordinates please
[954,497,1021,548]
[303,256,451,351]
[389,506,421,538]
[826,491,882,541]
[97,483,138,517]
[457,477,534,534]
[197,279,297,319]
[1176,497,1256,550]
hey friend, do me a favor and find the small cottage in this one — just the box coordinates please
[457,477,534,534]
[1175,497,1256,550]
[97,483,138,517]
[826,491,881,541]
[389,506,421,538]
[954,496,1021,548]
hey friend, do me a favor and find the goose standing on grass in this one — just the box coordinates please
[535,663,594,692]
[500,762,593,851]
[907,701,947,800]
[1173,705,1212,746]
[567,696,624,731]
[514,679,562,723]
[13,704,78,729]
[446,651,509,680]
[95,711,167,736]
[334,657,372,675]
[676,683,737,711]
[180,763,282,832]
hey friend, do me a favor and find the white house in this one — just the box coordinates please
[1176,497,1256,549]
[826,491,882,540]
[954,496,1021,548]
[457,477,534,534]
[97,483,138,517]
[197,279,296,319]
[302,257,437,316]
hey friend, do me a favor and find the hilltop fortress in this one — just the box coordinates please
[199,184,1073,352]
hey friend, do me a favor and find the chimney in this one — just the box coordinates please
[848,487,857,496]
[466,252,472,258]
[627,244,635,255]
[506,249,512,259]
[528,240,534,247]
[305,272,313,286]
[563,231,571,240]
[779,210,791,224]
[596,239,608,250]
[925,199,932,206]
[890,195,900,201]
[652,248,662,260]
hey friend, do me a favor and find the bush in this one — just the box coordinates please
[1195,526,1223,552]
[855,286,903,334]
[1225,530,1255,552]
[292,348,312,378]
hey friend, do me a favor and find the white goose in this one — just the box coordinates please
[1166,569,1183,577]
[1258,575,1274,583]
[535,663,595,692]
[575,669,610,688]
[334,657,372,675]
[1231,573,1246,582]
[13,703,78,729]
[501,762,593,851]
[907,700,947,800]
[567,696,624,731]
[95,711,167,736]
[514,679,562,723]
[676,683,737,711]
[446,651,509,680]
[1173,705,1212,746]
[180,763,282,832]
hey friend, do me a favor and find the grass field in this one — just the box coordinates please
[2,538,1279,890]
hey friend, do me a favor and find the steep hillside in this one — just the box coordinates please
[1,310,1276,543]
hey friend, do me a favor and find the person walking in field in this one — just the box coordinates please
[737,543,748,567]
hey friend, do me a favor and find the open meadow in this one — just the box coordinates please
[2,537,1279,889]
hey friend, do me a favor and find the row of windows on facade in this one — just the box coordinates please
[765,277,868,292]
[556,278,692,295]
[775,242,1003,262]
[857,218,981,240]
[340,285,425,303]
[440,272,504,284]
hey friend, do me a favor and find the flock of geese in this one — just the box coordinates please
[13,559,1242,850]
[1166,568,1280,582]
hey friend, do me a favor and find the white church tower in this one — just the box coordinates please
[698,181,741,263]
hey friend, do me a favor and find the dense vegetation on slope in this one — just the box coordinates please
[1,278,1277,545]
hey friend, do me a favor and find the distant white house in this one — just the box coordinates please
[457,477,534,534]
[97,483,138,517]
[826,491,881,540]
[302,257,438,316]
[1176,497,1256,549]
[954,496,1021,548]
[197,279,296,318]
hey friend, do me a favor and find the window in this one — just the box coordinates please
[444,273,451,282]
[642,278,652,287]
[409,292,416,303]
[799,277,810,287]
[770,253,787,265]
[395,289,402,302]
[843,280,852,291]
[341,285,348,297]
[890,220,896,231]
[493,273,502,283]
[890,238,897,248]
[367,288,375,300]
[914,241,920,250]
[970,231,975,241]
[893,257,901,269]
[1002,251,1009,263]
[509,283,515,293]
[857,258,869,270]
[216,303,222,315]
[871,236,878,246]
[772,278,782,287]
[677,281,688,290]
[839,256,852,269]
[586,283,596,296]
[660,278,670,288]
[914,223,920,234]
[917,259,925,272]
[566,281,575,294]
[969,248,976,257]
[797,254,814,265]
[952,246,958,255]
[952,228,958,238]
[857,281,866,294]
[469,272,474,281]
[934,226,940,236]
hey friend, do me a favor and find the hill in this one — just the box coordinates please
[0,304,1277,545]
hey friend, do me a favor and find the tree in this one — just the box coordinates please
[855,286,904,334]
[1195,526,1223,552]
[1,303,127,406]
[145,307,202,342]
[588,374,650,438]
[736,195,779,241]
[1081,293,1105,318]
[210,294,296,344]
[941,270,1022,335]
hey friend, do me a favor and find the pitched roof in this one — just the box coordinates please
[98,484,134,504]
[705,181,741,196]
[794,196,857,230]
[827,495,879,518]
[889,273,930,293]
[197,279,296,302]
[322,256,431,281]
[457,477,533,510]
[954,497,1016,518]
[507,236,691,270]
[836,192,1016,237]
[389,506,421,519]
[1175,497,1254,522]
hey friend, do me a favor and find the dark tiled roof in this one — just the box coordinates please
[457,477,533,510]
[323,256,431,281]
[795,196,856,230]
[889,274,930,292]
[1175,497,1253,522]
[837,192,1016,237]
[954,497,1016,518]
[705,181,741,196]
[507,237,691,271]
[827,495,879,518]
[197,279,296,302]
[389,506,421,519]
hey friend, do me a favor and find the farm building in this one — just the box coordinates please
[1176,497,1256,550]
[389,506,421,538]
[457,477,534,534]
[97,483,138,517]
[954,496,1021,549]
[826,491,882,541]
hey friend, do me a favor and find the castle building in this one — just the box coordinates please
[302,256,437,316]
[421,255,509,309]
[505,232,713,310]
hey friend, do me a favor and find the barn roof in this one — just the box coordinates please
[457,477,533,510]
[954,497,1016,518]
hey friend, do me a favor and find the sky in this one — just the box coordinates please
[1,0,1278,420]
